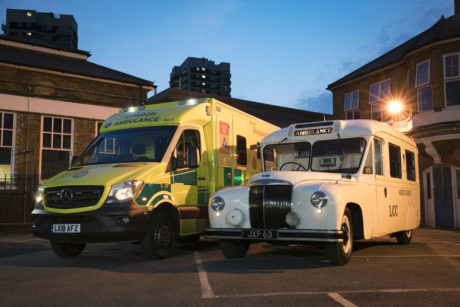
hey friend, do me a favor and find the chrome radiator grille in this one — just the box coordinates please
[249,180,292,228]
[45,186,105,209]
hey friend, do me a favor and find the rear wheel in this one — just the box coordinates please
[325,208,353,265]
[141,211,175,259]
[395,229,412,244]
[220,240,249,259]
[50,241,86,257]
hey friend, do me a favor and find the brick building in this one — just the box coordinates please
[327,3,460,228]
[0,36,154,223]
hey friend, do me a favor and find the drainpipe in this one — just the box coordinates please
[23,86,31,223]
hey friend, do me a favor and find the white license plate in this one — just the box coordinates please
[52,224,80,233]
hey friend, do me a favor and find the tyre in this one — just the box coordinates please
[395,229,412,245]
[141,210,175,259]
[325,208,353,266]
[220,240,249,259]
[50,241,86,257]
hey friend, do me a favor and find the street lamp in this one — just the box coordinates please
[388,100,402,115]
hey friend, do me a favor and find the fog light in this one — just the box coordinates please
[285,212,300,227]
[225,209,244,226]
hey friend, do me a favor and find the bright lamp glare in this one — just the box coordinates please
[388,101,402,114]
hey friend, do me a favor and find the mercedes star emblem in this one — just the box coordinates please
[60,187,74,204]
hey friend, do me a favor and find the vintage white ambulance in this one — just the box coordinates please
[205,120,420,265]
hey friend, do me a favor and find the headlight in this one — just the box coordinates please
[210,196,225,212]
[310,191,328,208]
[34,186,44,208]
[107,181,144,203]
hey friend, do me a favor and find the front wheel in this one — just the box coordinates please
[395,229,412,244]
[50,241,86,257]
[325,208,353,265]
[141,211,175,259]
[220,240,249,259]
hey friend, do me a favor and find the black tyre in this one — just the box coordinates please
[50,241,86,257]
[395,229,412,244]
[220,240,249,259]
[141,210,175,259]
[325,208,353,266]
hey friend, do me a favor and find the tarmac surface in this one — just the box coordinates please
[0,227,459,306]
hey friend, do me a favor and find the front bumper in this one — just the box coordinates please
[204,228,344,243]
[31,201,150,243]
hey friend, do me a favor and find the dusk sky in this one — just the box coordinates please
[0,0,455,114]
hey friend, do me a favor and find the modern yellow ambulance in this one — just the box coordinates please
[32,98,279,259]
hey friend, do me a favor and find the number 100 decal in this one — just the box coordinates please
[389,205,398,217]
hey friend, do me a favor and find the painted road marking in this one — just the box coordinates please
[328,292,357,307]
[193,251,215,299]
[211,288,460,299]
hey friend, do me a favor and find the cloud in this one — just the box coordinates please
[297,92,333,115]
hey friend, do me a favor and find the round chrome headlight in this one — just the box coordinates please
[210,196,225,212]
[310,191,328,208]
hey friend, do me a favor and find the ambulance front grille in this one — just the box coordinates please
[249,180,292,229]
[44,186,105,209]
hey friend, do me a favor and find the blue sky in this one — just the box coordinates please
[0,0,455,114]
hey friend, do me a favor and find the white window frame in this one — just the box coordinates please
[443,52,460,108]
[371,103,382,121]
[443,52,460,80]
[369,78,391,103]
[344,89,359,111]
[95,121,104,137]
[417,85,433,113]
[39,115,74,181]
[416,59,430,87]
[0,111,16,184]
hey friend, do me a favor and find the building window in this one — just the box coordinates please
[406,150,416,181]
[444,53,460,107]
[389,143,401,178]
[345,110,360,119]
[369,79,391,103]
[41,116,73,180]
[371,103,382,121]
[417,86,433,112]
[96,121,103,136]
[416,60,430,86]
[344,90,359,111]
[344,89,359,119]
[236,135,247,166]
[416,60,433,112]
[426,172,431,199]
[0,112,15,183]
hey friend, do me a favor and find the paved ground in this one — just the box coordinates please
[0,228,459,306]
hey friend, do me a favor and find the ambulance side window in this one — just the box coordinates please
[236,135,247,166]
[174,130,201,169]
[389,143,402,178]
[374,138,383,176]
[406,150,416,181]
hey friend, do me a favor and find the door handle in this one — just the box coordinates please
[198,177,206,181]
[384,188,387,198]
